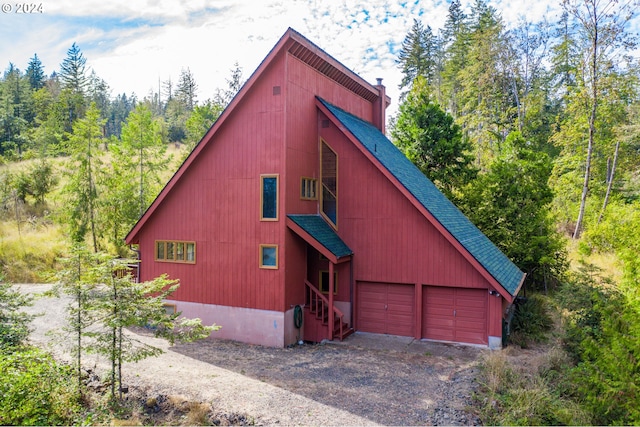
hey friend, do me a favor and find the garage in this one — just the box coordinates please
[422,286,488,345]
[357,281,415,337]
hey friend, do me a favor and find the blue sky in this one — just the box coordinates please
[0,0,609,116]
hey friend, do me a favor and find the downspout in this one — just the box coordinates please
[328,261,335,341]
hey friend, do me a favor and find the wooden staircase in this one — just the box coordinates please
[304,280,353,341]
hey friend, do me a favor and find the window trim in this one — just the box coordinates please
[259,244,279,269]
[260,174,279,221]
[320,139,338,228]
[300,177,317,200]
[155,240,196,264]
[319,270,338,295]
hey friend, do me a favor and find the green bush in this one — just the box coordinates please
[509,294,553,348]
[0,348,81,425]
[559,263,640,425]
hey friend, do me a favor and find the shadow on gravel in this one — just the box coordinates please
[170,334,483,426]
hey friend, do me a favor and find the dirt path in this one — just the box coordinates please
[19,284,484,425]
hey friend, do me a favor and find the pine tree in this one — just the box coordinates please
[26,54,45,90]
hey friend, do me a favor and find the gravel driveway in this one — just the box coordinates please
[18,284,484,426]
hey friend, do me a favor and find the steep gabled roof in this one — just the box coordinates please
[317,98,525,298]
[125,27,386,245]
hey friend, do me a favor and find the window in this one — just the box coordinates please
[259,244,278,269]
[155,240,196,263]
[300,177,317,200]
[319,270,338,294]
[260,175,279,220]
[320,140,337,227]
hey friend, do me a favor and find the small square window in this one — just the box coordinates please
[301,177,317,200]
[259,244,278,269]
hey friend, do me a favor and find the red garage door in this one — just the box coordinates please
[422,287,487,345]
[357,282,415,337]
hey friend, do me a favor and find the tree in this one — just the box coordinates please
[391,76,476,200]
[184,99,223,154]
[54,248,217,401]
[396,19,440,93]
[213,62,244,107]
[59,43,88,126]
[459,132,566,289]
[0,280,35,351]
[102,104,169,254]
[562,0,639,238]
[62,102,105,251]
[176,67,198,111]
[25,54,45,90]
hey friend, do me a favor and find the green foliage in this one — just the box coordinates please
[61,102,105,251]
[0,281,35,350]
[392,75,477,200]
[54,246,219,401]
[0,347,81,425]
[559,262,640,424]
[459,132,567,288]
[509,294,553,347]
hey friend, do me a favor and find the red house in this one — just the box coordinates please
[125,28,525,349]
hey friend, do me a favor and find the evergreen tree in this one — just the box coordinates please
[392,76,476,200]
[396,19,439,93]
[59,43,88,126]
[25,54,45,90]
[176,67,198,111]
[62,102,105,251]
[459,132,566,288]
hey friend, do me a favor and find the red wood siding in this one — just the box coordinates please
[357,282,415,337]
[317,111,494,290]
[137,51,289,312]
[422,287,488,345]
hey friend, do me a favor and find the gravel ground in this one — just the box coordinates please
[18,284,485,426]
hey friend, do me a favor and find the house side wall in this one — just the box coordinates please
[137,51,288,313]
[317,112,504,343]
[282,52,375,310]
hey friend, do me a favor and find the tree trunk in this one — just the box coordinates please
[598,140,620,224]
[573,12,599,240]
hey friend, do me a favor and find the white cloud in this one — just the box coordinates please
[1,0,637,122]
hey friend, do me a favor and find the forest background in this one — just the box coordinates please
[1,0,639,424]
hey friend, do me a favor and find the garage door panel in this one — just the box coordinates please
[357,282,414,337]
[422,287,488,345]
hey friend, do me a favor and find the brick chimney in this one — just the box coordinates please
[372,78,387,134]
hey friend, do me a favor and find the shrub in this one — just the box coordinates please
[0,348,81,425]
[509,294,553,348]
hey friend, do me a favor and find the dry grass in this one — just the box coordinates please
[0,220,67,282]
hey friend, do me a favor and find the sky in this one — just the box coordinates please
[0,0,599,117]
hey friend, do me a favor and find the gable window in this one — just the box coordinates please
[260,174,279,220]
[300,177,317,200]
[156,241,196,263]
[259,244,278,269]
[319,270,338,295]
[320,140,338,227]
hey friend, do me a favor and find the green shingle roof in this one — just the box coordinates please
[287,214,353,259]
[319,98,525,296]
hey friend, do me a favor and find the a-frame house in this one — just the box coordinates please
[125,28,525,348]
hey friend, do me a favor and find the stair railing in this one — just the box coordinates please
[304,280,345,340]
